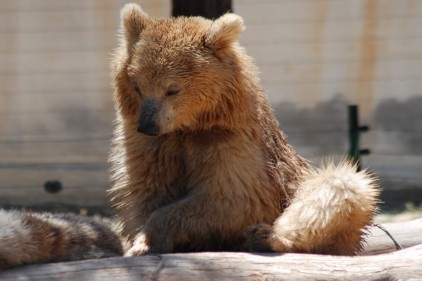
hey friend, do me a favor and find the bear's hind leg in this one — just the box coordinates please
[246,160,379,255]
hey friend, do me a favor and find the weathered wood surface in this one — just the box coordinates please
[1,245,421,281]
[362,218,422,255]
[0,219,421,281]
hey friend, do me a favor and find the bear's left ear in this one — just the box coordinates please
[206,14,245,50]
[120,3,150,49]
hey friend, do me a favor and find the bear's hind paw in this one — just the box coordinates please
[244,224,276,252]
[245,224,295,253]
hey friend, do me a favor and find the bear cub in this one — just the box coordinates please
[109,3,379,256]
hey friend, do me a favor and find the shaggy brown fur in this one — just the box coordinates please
[0,210,123,269]
[109,3,379,256]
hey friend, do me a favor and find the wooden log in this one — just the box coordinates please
[1,245,421,281]
[0,219,421,281]
[362,218,422,255]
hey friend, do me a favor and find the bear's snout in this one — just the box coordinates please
[138,99,160,136]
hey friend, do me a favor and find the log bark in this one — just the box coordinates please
[0,219,421,281]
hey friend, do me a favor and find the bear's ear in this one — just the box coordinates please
[120,3,149,48]
[206,14,245,50]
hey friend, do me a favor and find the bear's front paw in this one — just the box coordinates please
[126,243,150,256]
[125,235,150,256]
[244,224,275,252]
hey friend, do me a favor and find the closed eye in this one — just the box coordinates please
[165,85,181,97]
[132,82,141,94]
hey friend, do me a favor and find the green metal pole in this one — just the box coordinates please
[348,105,361,170]
[348,105,370,171]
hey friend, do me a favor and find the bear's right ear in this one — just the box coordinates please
[206,13,245,50]
[120,3,149,48]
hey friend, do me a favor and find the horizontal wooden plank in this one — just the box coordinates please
[244,38,422,65]
[0,4,169,33]
[257,59,422,84]
[0,92,113,115]
[236,0,422,24]
[0,143,110,168]
[0,72,112,97]
[0,10,118,33]
[0,51,110,75]
[0,111,113,139]
[0,0,123,12]
[264,76,422,104]
[240,18,422,46]
[0,164,108,186]
[0,30,117,54]
[0,167,109,206]
[1,0,168,14]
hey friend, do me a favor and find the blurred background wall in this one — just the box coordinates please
[0,0,421,211]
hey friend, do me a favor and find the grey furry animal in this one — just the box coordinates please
[0,209,123,269]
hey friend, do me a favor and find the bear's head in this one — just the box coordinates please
[111,3,255,136]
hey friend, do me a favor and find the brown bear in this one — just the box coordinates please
[109,3,379,256]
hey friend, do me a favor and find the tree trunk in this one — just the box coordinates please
[0,219,421,281]
[172,0,232,19]
[1,245,421,281]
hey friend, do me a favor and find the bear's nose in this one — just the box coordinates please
[137,122,159,136]
[137,98,160,136]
